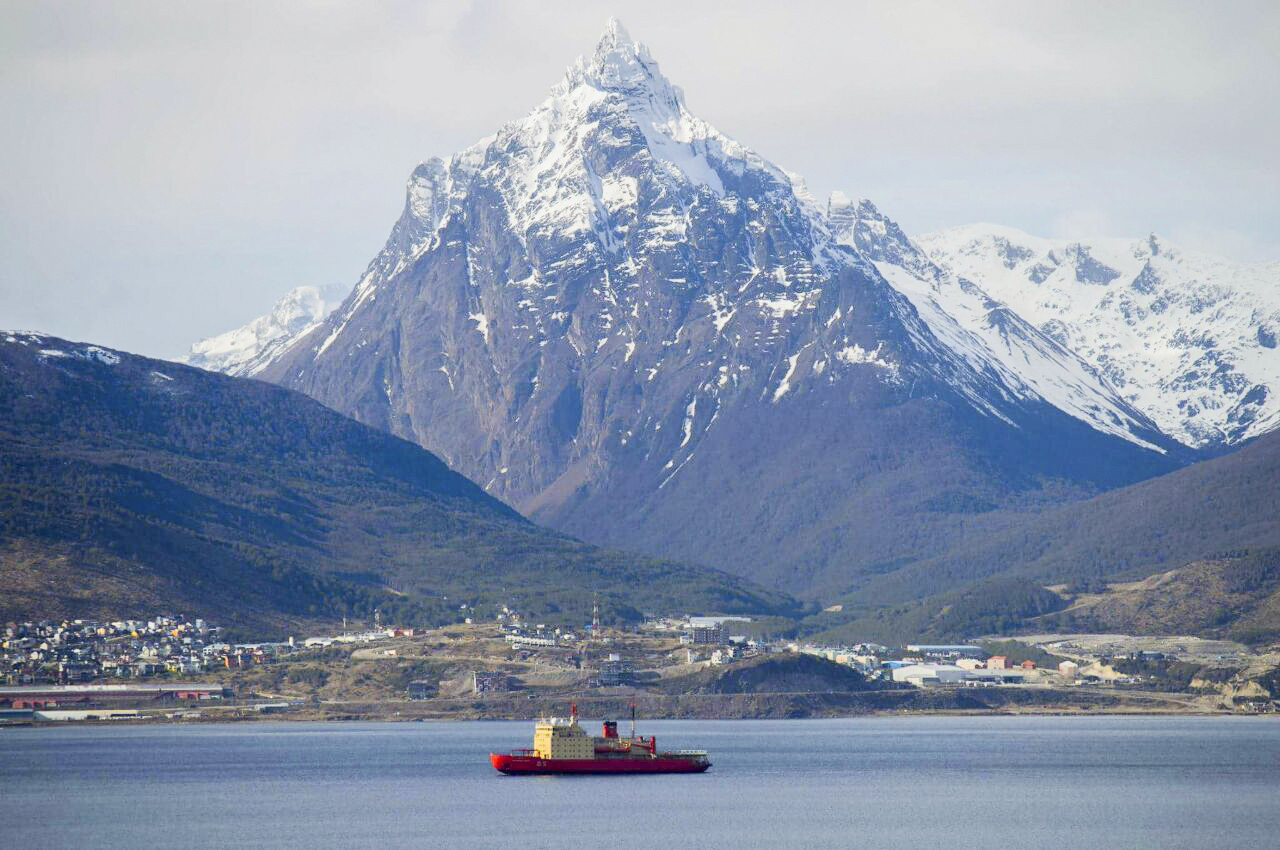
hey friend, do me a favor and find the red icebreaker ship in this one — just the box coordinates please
[490,704,711,775]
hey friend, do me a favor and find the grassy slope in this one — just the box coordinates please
[799,430,1280,647]
[805,550,1280,649]
[1038,549,1280,645]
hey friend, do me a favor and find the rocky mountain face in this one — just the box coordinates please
[0,331,791,630]
[918,225,1280,448]
[234,22,1188,600]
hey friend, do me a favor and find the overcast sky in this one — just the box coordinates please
[3,0,1278,358]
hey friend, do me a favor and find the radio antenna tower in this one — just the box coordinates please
[592,595,601,640]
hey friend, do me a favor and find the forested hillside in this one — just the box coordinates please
[0,333,796,634]
[844,429,1280,606]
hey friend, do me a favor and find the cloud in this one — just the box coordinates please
[1,0,1277,357]
[1051,210,1113,242]
[1166,223,1280,264]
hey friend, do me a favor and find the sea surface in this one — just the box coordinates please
[3,715,1278,849]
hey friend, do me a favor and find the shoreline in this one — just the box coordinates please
[6,686,1259,727]
[4,710,1262,730]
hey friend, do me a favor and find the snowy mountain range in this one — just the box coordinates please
[827,195,1166,451]
[183,21,1255,596]
[917,226,1280,447]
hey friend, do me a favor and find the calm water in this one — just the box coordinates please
[3,716,1278,849]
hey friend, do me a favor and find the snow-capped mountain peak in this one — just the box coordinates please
[506,18,744,212]
[202,20,1178,465]
[560,18,673,97]
[183,283,347,376]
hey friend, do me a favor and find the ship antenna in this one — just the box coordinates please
[630,701,636,740]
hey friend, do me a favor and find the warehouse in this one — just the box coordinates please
[891,664,968,685]
[0,684,228,708]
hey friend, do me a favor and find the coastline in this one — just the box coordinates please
[4,685,1254,727]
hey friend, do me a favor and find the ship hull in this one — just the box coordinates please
[490,753,710,775]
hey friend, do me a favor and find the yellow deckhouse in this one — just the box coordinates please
[532,705,595,760]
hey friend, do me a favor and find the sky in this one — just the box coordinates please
[2,0,1278,358]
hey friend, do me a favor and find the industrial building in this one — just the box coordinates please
[0,683,228,709]
[891,664,1027,687]
[892,664,969,685]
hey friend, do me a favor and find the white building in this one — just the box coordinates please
[892,663,1026,687]
[507,634,557,649]
[891,664,968,685]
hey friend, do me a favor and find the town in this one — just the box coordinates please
[3,609,1276,724]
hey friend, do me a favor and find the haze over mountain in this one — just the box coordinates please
[0,331,792,632]
[169,21,1208,601]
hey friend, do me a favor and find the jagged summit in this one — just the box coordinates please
[557,18,675,98]
[601,15,631,43]
[535,19,745,201]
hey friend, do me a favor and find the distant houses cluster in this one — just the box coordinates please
[0,614,340,689]
[1,615,241,685]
